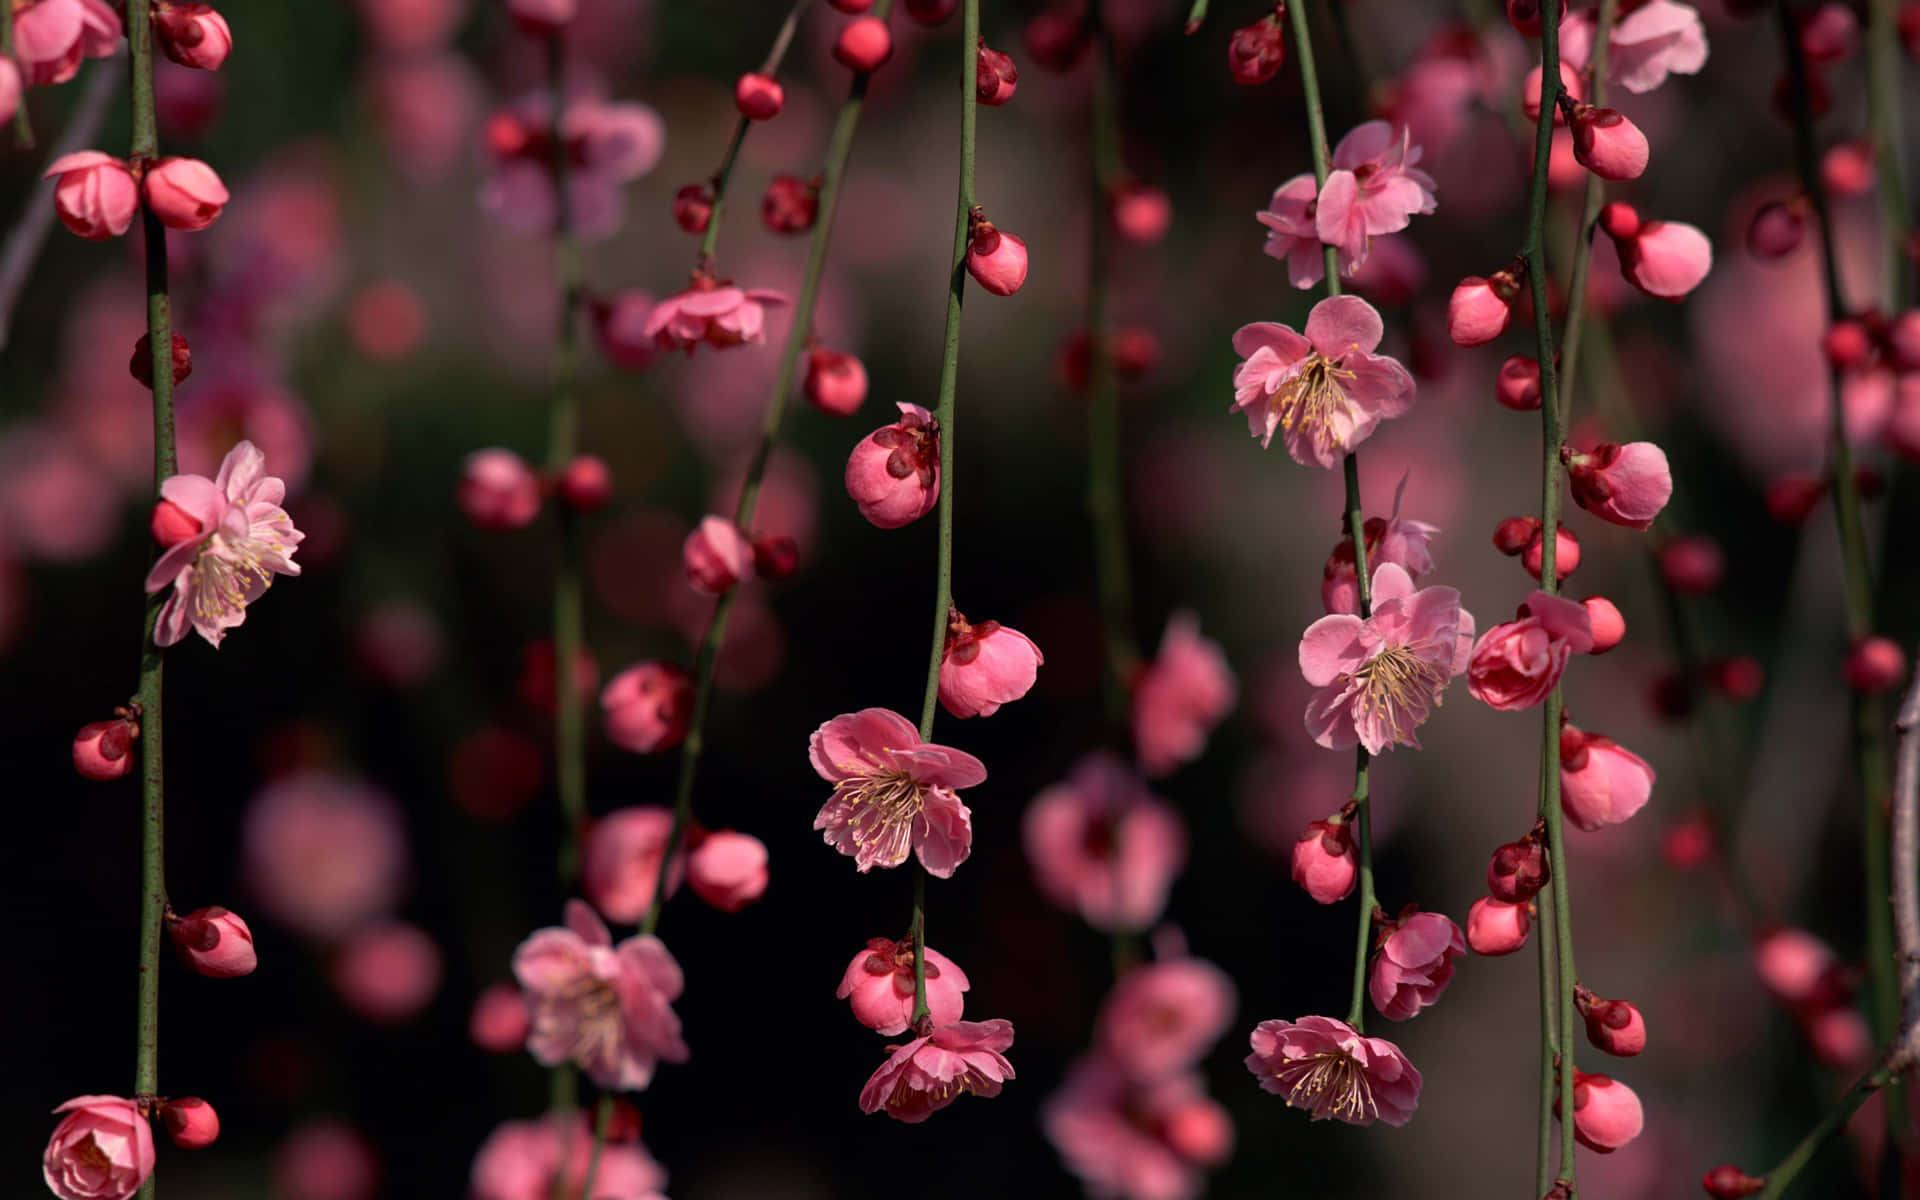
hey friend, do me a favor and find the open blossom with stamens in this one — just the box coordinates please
[1314,121,1437,270]
[1257,174,1350,290]
[1244,1016,1421,1126]
[643,280,787,353]
[1231,295,1415,469]
[144,440,303,648]
[809,707,984,877]
[512,900,688,1092]
[858,1019,1016,1123]
[1300,562,1474,754]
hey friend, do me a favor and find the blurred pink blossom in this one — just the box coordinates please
[1024,752,1187,932]
[470,1111,667,1200]
[1098,958,1237,1082]
[514,900,688,1091]
[1043,1059,1233,1200]
[244,769,407,941]
[582,806,684,924]
[1132,611,1236,777]
[331,921,442,1024]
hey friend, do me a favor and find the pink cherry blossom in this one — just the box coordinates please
[1465,591,1593,711]
[1595,0,1708,95]
[479,95,664,240]
[858,1019,1016,1122]
[272,1120,377,1200]
[1043,1058,1233,1200]
[1560,725,1655,831]
[939,609,1043,718]
[837,938,970,1035]
[1231,295,1416,469]
[143,156,230,232]
[1368,910,1466,1021]
[1566,440,1673,529]
[44,151,139,241]
[15,0,117,85]
[1098,958,1237,1082]
[243,769,406,941]
[168,905,257,977]
[846,403,940,528]
[642,281,787,354]
[810,707,985,877]
[143,440,303,648]
[1300,562,1474,753]
[582,806,685,924]
[330,921,442,1024]
[685,829,768,912]
[681,515,753,594]
[1132,610,1236,777]
[43,1095,155,1200]
[1322,475,1439,614]
[1244,1015,1421,1126]
[470,1111,667,1200]
[1564,1071,1645,1152]
[1291,816,1357,903]
[1257,174,1347,290]
[513,899,689,1091]
[1314,121,1437,269]
[601,661,693,754]
[1024,751,1187,932]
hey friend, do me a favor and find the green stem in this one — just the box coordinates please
[1554,0,1617,403]
[1865,0,1911,306]
[577,1092,614,1200]
[1343,747,1374,1030]
[1535,889,1559,1196]
[1756,1064,1894,1198]
[909,867,930,1027]
[2,7,32,148]
[1285,0,1339,291]
[640,0,894,938]
[696,0,813,268]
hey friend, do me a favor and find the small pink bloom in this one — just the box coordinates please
[1368,910,1466,1021]
[1496,355,1542,411]
[846,402,940,529]
[734,71,784,120]
[837,938,970,1035]
[44,151,139,241]
[1258,174,1346,289]
[1579,990,1647,1058]
[504,0,575,35]
[1098,958,1237,1082]
[168,905,257,977]
[1753,927,1842,1007]
[1321,476,1439,615]
[1565,441,1673,529]
[143,441,303,648]
[513,900,689,1091]
[939,609,1043,718]
[14,0,86,85]
[43,1095,155,1200]
[1291,815,1357,904]
[1447,273,1518,346]
[1465,591,1593,711]
[1313,121,1437,269]
[1560,725,1655,832]
[458,448,541,531]
[1582,596,1625,653]
[805,348,868,416]
[682,515,753,595]
[469,982,531,1053]
[1465,896,1531,955]
[833,15,894,73]
[642,281,787,353]
[143,156,229,231]
[1244,1015,1420,1126]
[858,1019,1016,1122]
[160,1097,218,1150]
[1608,209,1713,300]
[72,718,136,781]
[1562,1071,1644,1153]
[686,829,768,912]
[1132,610,1237,776]
[470,1111,666,1200]
[1570,106,1649,182]
[1301,563,1474,754]
[1043,1058,1233,1199]
[1024,751,1187,932]
[582,806,684,924]
[1605,0,1707,94]
[810,707,984,877]
[154,2,232,70]
[601,661,693,754]
[1231,294,1415,468]
[331,921,442,1024]
[966,225,1029,296]
[243,770,406,940]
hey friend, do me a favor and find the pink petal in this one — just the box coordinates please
[1299,614,1366,686]
[1231,320,1311,364]
[1303,294,1385,358]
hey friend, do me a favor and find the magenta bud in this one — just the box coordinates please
[169,906,258,977]
[556,454,612,512]
[1658,536,1725,594]
[1822,319,1874,370]
[153,3,232,71]
[73,719,136,781]
[1466,896,1531,955]
[1521,524,1580,582]
[1582,596,1625,654]
[1702,1165,1766,1198]
[130,332,193,389]
[1487,837,1550,903]
[143,156,230,232]
[1747,200,1806,260]
[162,1097,220,1149]
[751,533,799,580]
[976,40,1018,106]
[733,72,784,120]
[458,448,542,532]
[903,0,957,23]
[1492,515,1540,556]
[1227,11,1286,84]
[1598,201,1641,240]
[1764,472,1825,523]
[1447,275,1514,346]
[833,15,893,73]
[1703,655,1765,701]
[761,174,818,235]
[1579,993,1647,1057]
[1570,106,1650,182]
[966,226,1029,296]
[674,183,714,234]
[1496,355,1542,411]
[1290,817,1357,904]
[804,348,868,417]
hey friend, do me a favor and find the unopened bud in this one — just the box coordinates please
[733,72,784,121]
[976,40,1018,106]
[1747,200,1806,259]
[1227,10,1287,85]
[1842,636,1907,693]
[168,905,258,978]
[966,220,1029,296]
[751,533,799,580]
[73,718,137,781]
[761,174,818,235]
[833,16,894,73]
[804,348,868,417]
[1658,535,1725,594]
[130,332,193,389]
[1764,472,1825,523]
[1487,836,1549,903]
[1496,355,1542,411]
[674,183,714,234]
[1466,896,1531,955]
[1493,516,1540,556]
[556,455,613,512]
[1521,523,1580,582]
[1582,597,1625,654]
[1577,988,1647,1057]
[161,1097,220,1149]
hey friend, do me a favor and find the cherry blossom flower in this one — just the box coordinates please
[470,1111,667,1200]
[1565,441,1674,529]
[1465,591,1593,711]
[809,707,985,877]
[1368,909,1466,1021]
[858,1019,1016,1123]
[1043,1058,1233,1200]
[837,938,970,1035]
[43,1095,154,1200]
[44,151,139,241]
[1322,475,1439,614]
[643,280,788,354]
[1300,562,1474,754]
[144,440,303,648]
[1314,121,1437,269]
[243,769,406,941]
[1132,611,1236,777]
[1563,0,1707,95]
[1244,1015,1421,1126]
[939,609,1043,718]
[1561,1071,1645,1152]
[1098,958,1237,1082]
[1560,724,1655,831]
[1231,295,1416,469]
[1257,174,1345,289]
[479,93,665,239]
[582,806,685,924]
[512,899,689,1091]
[1024,752,1187,931]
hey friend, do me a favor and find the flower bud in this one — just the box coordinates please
[1496,355,1542,411]
[1493,515,1540,556]
[1702,1165,1766,1198]
[1111,182,1170,245]
[751,533,799,580]
[1764,472,1825,523]
[1599,201,1640,240]
[733,71,784,121]
[1801,3,1858,61]
[506,0,575,34]
[469,981,531,1052]
[556,454,612,512]
[804,348,868,417]
[44,151,139,241]
[1486,836,1549,903]
[674,182,714,234]
[1747,200,1806,259]
[939,612,1043,718]
[1562,1071,1644,1153]
[904,0,957,24]
[682,516,754,595]
[761,174,818,234]
[1447,274,1517,346]
[161,1097,220,1149]
[1578,990,1647,1057]
[458,448,541,532]
[73,718,137,781]
[130,332,193,389]
[601,661,694,753]
[154,2,232,71]
[1565,441,1674,530]
[686,829,770,912]
[1658,535,1725,594]
[150,498,203,547]
[1227,12,1286,85]
[1291,817,1358,904]
[1613,217,1715,300]
[966,223,1029,296]
[1161,1098,1232,1165]
[1703,655,1764,700]
[1570,105,1650,182]
[833,15,893,73]
[143,156,230,232]
[977,40,1018,106]
[1466,896,1531,955]
[169,905,258,977]
[1582,597,1625,654]
[846,404,939,528]
[1505,0,1565,36]
[1843,635,1907,693]
[1521,523,1580,582]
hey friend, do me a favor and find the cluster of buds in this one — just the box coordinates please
[1466,826,1546,956]
[681,515,800,595]
[456,449,614,532]
[45,152,230,240]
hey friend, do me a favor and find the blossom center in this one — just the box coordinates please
[1355,643,1449,741]
[1275,1049,1377,1122]
[188,530,280,624]
[72,1133,112,1173]
[539,973,623,1068]
[836,770,926,868]
[1275,355,1358,450]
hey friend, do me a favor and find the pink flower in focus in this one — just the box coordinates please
[15,0,117,85]
[810,707,984,877]
[582,806,684,924]
[1043,1058,1233,1200]
[1368,909,1466,1021]
[1132,611,1236,777]
[601,661,694,753]
[243,769,406,941]
[143,440,303,648]
[168,905,257,977]
[44,152,139,241]
[858,1019,1016,1123]
[846,403,940,528]
[513,899,689,1091]
[1098,958,1237,1082]
[1603,205,1713,300]
[1314,121,1437,269]
[939,608,1043,718]
[1257,174,1347,290]
[143,156,230,231]
[43,1096,155,1200]
[686,829,768,912]
[1244,1015,1421,1126]
[837,938,970,1035]
[1562,1071,1645,1152]
[1466,896,1531,955]
[1231,295,1416,468]
[1560,724,1655,831]
[1292,815,1357,903]
[331,921,442,1024]
[1565,441,1673,529]
[682,515,753,594]
[470,1111,666,1200]
[1300,562,1474,753]
[153,2,232,70]
[642,281,787,353]
[1465,591,1593,711]
[1024,752,1187,932]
